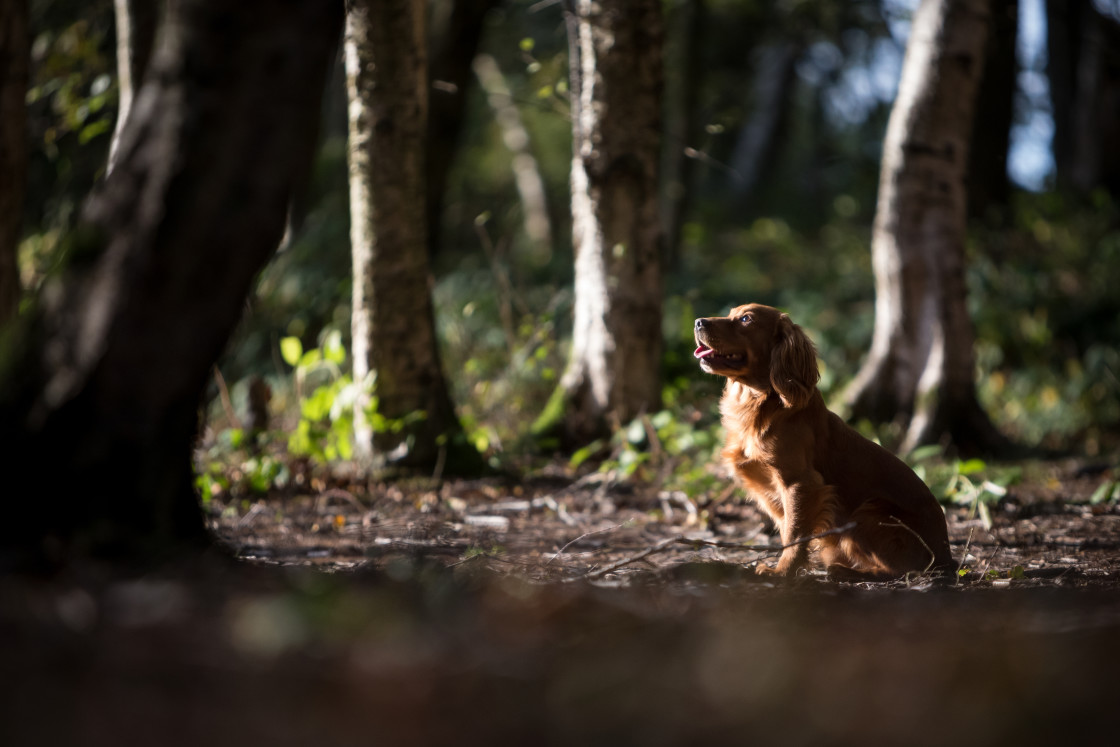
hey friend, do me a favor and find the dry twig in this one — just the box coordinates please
[881,516,937,573]
[548,521,632,565]
[573,521,858,582]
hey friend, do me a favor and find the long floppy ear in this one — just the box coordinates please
[770,314,820,409]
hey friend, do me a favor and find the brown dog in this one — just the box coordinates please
[695,303,953,579]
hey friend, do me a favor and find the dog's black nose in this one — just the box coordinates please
[695,318,707,330]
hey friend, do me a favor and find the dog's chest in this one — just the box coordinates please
[725,443,784,519]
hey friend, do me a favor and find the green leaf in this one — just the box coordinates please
[280,336,303,367]
[519,37,535,52]
[78,119,110,144]
[977,500,992,531]
[958,458,987,476]
[908,444,941,464]
[570,440,602,469]
[298,348,322,368]
[1089,479,1118,505]
[1009,565,1026,580]
[323,328,345,365]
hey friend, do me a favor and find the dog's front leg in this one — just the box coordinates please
[767,474,826,576]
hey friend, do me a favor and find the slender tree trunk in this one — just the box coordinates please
[473,52,552,263]
[1046,0,1120,195]
[728,41,800,204]
[661,0,704,270]
[0,0,342,566]
[426,0,500,260]
[534,0,664,446]
[967,0,1017,219]
[345,0,480,474]
[0,0,28,327]
[844,0,1006,456]
[107,0,159,172]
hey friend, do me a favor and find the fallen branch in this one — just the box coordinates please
[548,521,633,566]
[573,521,857,582]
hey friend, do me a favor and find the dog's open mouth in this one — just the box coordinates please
[694,343,745,368]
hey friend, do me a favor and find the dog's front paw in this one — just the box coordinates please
[753,559,805,578]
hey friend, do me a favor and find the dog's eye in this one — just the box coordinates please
[739,315,753,324]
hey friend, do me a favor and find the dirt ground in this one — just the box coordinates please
[4,458,1120,747]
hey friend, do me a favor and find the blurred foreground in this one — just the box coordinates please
[4,459,1119,747]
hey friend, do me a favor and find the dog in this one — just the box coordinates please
[694,303,953,579]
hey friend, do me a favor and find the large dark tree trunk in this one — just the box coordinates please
[533,0,664,446]
[107,0,159,172]
[967,0,1017,219]
[0,0,343,567]
[0,0,28,327]
[345,0,480,474]
[844,0,1006,456]
[1046,0,1120,195]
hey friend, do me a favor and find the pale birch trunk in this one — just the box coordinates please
[108,0,158,173]
[845,0,1005,455]
[345,0,478,473]
[473,52,552,263]
[535,0,664,445]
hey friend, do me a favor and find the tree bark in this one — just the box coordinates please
[967,0,1017,219]
[844,0,1006,456]
[107,0,159,173]
[426,0,500,260]
[534,0,664,446]
[0,0,342,566]
[728,41,801,205]
[1046,0,1120,195]
[345,0,480,474]
[661,0,705,270]
[0,0,28,327]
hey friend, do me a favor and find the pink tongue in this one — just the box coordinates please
[694,345,714,359]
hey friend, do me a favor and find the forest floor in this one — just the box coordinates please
[215,457,1120,589]
[4,457,1120,746]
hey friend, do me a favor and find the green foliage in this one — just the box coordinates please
[970,192,1120,451]
[577,405,724,498]
[282,329,356,464]
[1089,479,1120,506]
[436,269,569,464]
[195,431,290,504]
[908,448,1021,530]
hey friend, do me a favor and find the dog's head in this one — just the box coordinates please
[694,303,819,408]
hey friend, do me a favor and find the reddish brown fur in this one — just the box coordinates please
[695,303,953,579]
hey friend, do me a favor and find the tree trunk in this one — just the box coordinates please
[844,0,1006,456]
[661,0,704,270]
[1046,0,1120,195]
[0,0,342,566]
[473,52,552,263]
[107,0,159,173]
[0,0,28,327]
[345,0,480,474]
[534,0,664,446]
[426,0,500,260]
[967,0,1017,219]
[728,41,801,205]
